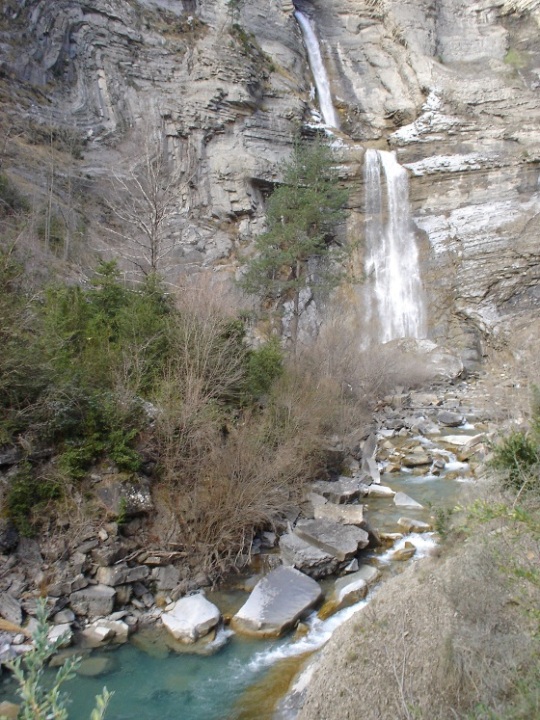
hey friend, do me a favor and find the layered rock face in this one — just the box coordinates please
[1,0,540,359]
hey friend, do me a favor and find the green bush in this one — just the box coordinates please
[490,430,540,492]
[245,338,284,400]
[6,463,62,536]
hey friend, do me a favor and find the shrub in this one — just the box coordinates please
[490,430,540,492]
[6,463,62,536]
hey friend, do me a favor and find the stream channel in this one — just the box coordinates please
[1,430,477,720]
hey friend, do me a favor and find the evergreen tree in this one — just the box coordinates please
[239,138,349,353]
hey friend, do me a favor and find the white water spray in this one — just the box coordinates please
[364,149,426,342]
[294,11,339,129]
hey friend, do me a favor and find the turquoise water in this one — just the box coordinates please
[1,441,474,720]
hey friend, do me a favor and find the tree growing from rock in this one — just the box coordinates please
[239,138,348,353]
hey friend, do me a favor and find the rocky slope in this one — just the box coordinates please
[1,0,540,359]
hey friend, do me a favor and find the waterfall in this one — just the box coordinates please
[364,149,426,343]
[294,11,339,129]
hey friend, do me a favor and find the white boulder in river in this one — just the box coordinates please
[232,566,322,638]
[162,594,220,644]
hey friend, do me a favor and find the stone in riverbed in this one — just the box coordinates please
[280,533,340,578]
[81,619,130,647]
[394,492,424,509]
[232,566,322,638]
[310,477,366,504]
[398,517,433,533]
[0,702,19,719]
[365,484,395,498]
[162,594,220,644]
[437,409,465,427]
[48,623,73,648]
[319,565,381,618]
[78,656,116,677]
[294,519,369,561]
[392,542,417,561]
[313,500,365,526]
[231,567,322,637]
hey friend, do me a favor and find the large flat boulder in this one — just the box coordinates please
[69,584,116,617]
[294,519,369,561]
[232,566,322,638]
[280,533,340,578]
[162,594,220,644]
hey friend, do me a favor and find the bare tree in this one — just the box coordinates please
[105,125,195,278]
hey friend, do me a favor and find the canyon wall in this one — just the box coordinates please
[1,0,540,363]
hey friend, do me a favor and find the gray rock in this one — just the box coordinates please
[398,517,433,533]
[437,410,465,427]
[280,533,340,578]
[0,593,22,625]
[361,456,380,484]
[95,476,154,518]
[96,563,150,587]
[162,595,220,643]
[70,585,116,617]
[313,500,365,526]
[402,453,432,468]
[310,478,366,504]
[151,565,181,592]
[0,520,19,554]
[232,567,322,637]
[53,609,75,625]
[294,519,369,561]
[81,619,130,647]
[48,623,73,648]
[394,492,424,509]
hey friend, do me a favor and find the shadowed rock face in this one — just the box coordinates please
[2,0,540,358]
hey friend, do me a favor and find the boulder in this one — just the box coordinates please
[392,542,417,561]
[232,566,322,637]
[0,593,23,626]
[95,475,154,518]
[361,456,381,484]
[151,565,181,592]
[77,656,116,677]
[319,565,381,618]
[313,500,365,526]
[398,517,433,533]
[294,519,369,561]
[280,533,340,578]
[365,484,395,498]
[48,623,73,648]
[310,477,366,504]
[0,520,19,554]
[437,409,465,427]
[0,702,19,719]
[96,563,150,587]
[53,609,75,625]
[162,594,220,644]
[394,492,424,509]
[70,584,116,617]
[81,619,130,647]
[402,453,431,468]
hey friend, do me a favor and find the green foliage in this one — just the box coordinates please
[5,599,111,720]
[245,338,284,400]
[6,463,62,536]
[239,138,349,351]
[490,430,540,492]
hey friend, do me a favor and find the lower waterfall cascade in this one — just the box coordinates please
[363,148,427,343]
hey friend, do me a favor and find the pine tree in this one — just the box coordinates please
[239,138,348,353]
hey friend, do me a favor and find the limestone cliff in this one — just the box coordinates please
[1,0,540,363]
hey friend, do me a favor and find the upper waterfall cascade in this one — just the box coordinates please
[364,149,427,343]
[294,11,339,129]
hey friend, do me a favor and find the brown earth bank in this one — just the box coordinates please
[296,486,540,720]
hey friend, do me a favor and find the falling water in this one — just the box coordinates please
[364,149,426,342]
[294,11,339,129]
